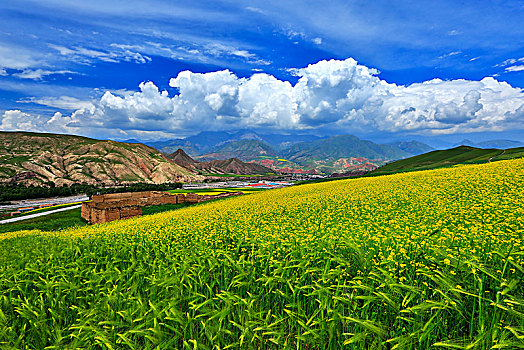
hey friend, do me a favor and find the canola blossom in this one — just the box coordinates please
[1,159,523,349]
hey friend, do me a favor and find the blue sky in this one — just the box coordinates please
[0,0,523,142]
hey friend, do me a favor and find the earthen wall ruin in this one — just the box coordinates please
[81,190,242,224]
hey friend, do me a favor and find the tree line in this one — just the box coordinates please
[0,182,183,202]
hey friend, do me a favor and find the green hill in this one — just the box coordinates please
[370,145,524,175]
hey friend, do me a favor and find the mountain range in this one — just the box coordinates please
[3,130,521,187]
[138,131,437,174]
[280,135,413,173]
[0,131,281,187]
[142,131,322,155]
[141,131,524,174]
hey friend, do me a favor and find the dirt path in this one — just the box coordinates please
[488,149,506,162]
[0,204,82,225]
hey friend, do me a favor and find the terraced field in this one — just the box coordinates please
[1,159,523,349]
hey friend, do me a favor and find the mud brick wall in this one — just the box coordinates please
[91,191,159,203]
[81,202,92,222]
[185,193,201,203]
[82,191,244,224]
[82,202,142,224]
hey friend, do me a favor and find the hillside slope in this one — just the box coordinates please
[0,132,202,186]
[168,148,200,170]
[370,145,524,175]
[453,139,524,149]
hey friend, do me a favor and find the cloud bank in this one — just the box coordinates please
[2,58,524,138]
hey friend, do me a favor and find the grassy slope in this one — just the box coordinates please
[370,145,524,175]
[1,159,523,349]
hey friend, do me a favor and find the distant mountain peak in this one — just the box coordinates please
[171,148,197,163]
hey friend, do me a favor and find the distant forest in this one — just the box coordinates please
[0,182,183,202]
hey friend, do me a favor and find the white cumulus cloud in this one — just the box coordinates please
[0,110,75,134]
[5,58,524,139]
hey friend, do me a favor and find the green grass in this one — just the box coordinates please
[142,202,192,215]
[0,208,86,233]
[119,174,143,182]
[370,146,524,176]
[0,155,31,164]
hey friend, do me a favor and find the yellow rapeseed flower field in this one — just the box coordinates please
[1,159,523,349]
